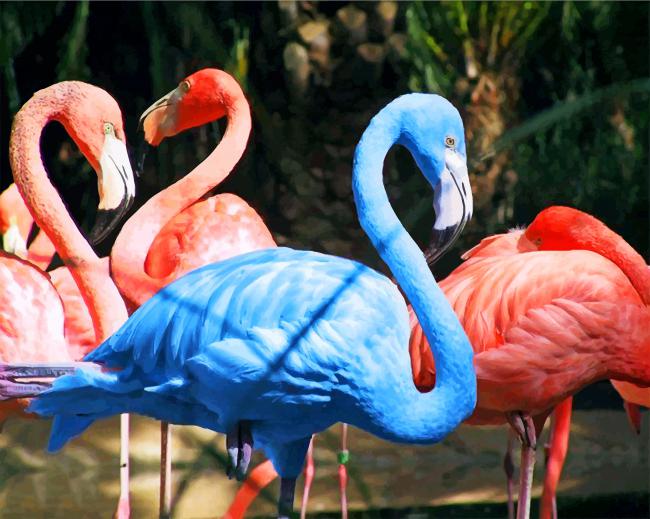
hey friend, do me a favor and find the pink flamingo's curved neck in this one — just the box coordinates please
[565,223,650,306]
[9,83,128,341]
[111,94,252,308]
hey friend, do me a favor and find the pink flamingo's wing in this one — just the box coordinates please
[0,251,69,362]
[145,193,276,280]
[411,250,650,422]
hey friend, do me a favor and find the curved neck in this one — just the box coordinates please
[587,232,650,306]
[9,87,128,342]
[111,97,251,308]
[351,114,475,443]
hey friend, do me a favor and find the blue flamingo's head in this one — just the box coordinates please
[390,94,473,261]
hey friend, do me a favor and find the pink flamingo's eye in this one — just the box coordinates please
[103,122,115,136]
[179,80,191,93]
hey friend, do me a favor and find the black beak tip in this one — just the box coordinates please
[87,197,133,246]
[425,221,466,267]
[130,133,152,178]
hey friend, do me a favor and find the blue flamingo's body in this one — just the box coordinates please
[25,93,476,516]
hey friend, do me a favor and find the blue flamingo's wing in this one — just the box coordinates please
[33,247,410,449]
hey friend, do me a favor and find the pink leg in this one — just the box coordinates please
[339,423,349,519]
[507,412,537,519]
[299,436,315,519]
[541,397,572,519]
[504,430,516,519]
[160,421,172,518]
[115,413,130,519]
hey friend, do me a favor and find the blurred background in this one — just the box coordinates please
[0,1,649,517]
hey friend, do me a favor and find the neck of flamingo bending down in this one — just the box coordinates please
[9,85,128,342]
[351,109,476,444]
[111,96,252,309]
[592,232,650,306]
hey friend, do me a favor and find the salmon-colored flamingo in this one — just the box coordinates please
[110,68,276,516]
[0,183,96,358]
[413,205,650,519]
[4,81,136,519]
[228,206,650,519]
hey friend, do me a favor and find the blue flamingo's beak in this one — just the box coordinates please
[426,149,473,265]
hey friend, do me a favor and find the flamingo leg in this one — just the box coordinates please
[226,421,254,481]
[503,429,516,519]
[279,477,297,519]
[338,423,349,519]
[507,411,537,519]
[160,421,172,518]
[540,397,572,519]
[115,413,130,519]
[299,437,315,519]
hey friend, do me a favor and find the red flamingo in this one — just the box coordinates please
[4,81,136,518]
[110,68,276,515]
[413,205,650,519]
[227,206,650,519]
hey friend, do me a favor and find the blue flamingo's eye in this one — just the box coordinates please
[445,136,456,148]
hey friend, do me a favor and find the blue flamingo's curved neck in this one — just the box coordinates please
[352,104,475,443]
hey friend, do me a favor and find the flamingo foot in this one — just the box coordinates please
[226,421,253,481]
[113,495,130,519]
[278,477,297,519]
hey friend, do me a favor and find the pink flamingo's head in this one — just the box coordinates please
[140,68,244,147]
[49,82,136,244]
[526,205,650,304]
[525,205,614,251]
[7,81,136,248]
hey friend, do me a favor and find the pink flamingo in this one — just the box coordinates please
[110,68,276,516]
[0,183,95,359]
[411,205,650,519]
[5,81,136,519]
[229,206,650,519]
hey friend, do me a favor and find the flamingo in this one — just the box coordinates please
[111,68,276,515]
[405,205,650,519]
[226,205,650,519]
[2,92,477,519]
[4,81,136,519]
[131,68,350,518]
[0,183,97,359]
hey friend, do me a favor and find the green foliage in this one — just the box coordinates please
[56,0,90,81]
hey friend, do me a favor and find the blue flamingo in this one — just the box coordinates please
[1,94,476,518]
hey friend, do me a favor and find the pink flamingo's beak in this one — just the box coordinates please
[88,128,136,245]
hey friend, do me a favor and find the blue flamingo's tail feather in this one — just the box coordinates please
[0,362,100,401]
[48,415,94,452]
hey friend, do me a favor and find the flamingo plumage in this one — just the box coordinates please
[4,93,477,519]
[111,68,276,515]
[3,81,136,518]
[408,206,650,519]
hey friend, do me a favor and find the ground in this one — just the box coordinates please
[0,410,647,518]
